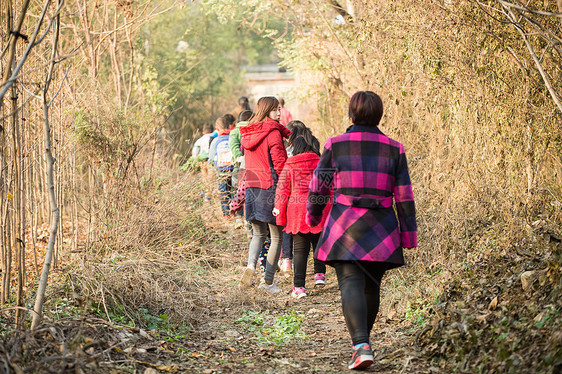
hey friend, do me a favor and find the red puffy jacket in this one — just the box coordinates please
[240,119,291,189]
[274,152,330,234]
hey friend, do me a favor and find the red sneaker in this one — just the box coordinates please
[348,343,373,370]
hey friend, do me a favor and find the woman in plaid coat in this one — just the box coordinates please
[306,91,417,370]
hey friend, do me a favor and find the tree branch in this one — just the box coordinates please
[310,0,364,83]
[0,0,52,103]
[503,5,562,113]
[328,0,353,21]
[496,0,562,18]
[48,66,70,107]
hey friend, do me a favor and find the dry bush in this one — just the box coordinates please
[63,164,284,329]
[66,170,226,328]
[276,0,562,317]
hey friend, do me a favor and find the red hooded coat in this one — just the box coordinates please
[240,119,291,189]
[274,152,330,234]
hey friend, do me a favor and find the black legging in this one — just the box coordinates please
[292,232,326,287]
[333,261,386,346]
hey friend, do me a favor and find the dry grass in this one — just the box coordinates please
[64,169,236,328]
[293,1,562,322]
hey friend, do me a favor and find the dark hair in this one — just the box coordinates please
[238,96,250,110]
[348,91,383,126]
[238,110,252,122]
[291,136,316,156]
[287,120,305,133]
[249,96,280,124]
[279,98,285,106]
[202,123,213,133]
[287,120,320,155]
[223,113,235,126]
[215,116,229,131]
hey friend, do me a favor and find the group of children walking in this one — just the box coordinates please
[192,92,418,370]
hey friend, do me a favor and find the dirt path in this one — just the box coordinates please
[186,273,429,373]
[172,223,430,373]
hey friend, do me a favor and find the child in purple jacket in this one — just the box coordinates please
[306,91,417,370]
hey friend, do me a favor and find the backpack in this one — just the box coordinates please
[214,136,233,170]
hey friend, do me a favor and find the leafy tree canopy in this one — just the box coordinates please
[139,0,288,151]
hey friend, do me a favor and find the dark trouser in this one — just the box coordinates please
[217,173,232,216]
[281,232,293,259]
[333,261,386,346]
[292,232,326,287]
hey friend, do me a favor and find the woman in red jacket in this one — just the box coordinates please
[239,96,291,294]
[274,134,330,299]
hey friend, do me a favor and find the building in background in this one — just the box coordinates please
[244,65,311,123]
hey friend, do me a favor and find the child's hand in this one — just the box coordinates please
[272,208,280,216]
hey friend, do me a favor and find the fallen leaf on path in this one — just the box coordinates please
[136,360,179,372]
[488,296,498,311]
[476,313,490,323]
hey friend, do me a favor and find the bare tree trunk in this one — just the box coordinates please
[110,11,123,107]
[0,110,5,305]
[2,209,11,306]
[71,150,78,252]
[124,20,135,113]
[32,0,62,329]
[75,0,97,79]
[11,79,25,327]
[31,93,59,329]
[54,100,62,267]
[0,0,8,307]
[30,157,39,276]
[0,119,8,306]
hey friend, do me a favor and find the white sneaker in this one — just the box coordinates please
[258,280,281,295]
[239,264,255,287]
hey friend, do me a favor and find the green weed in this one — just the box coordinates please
[139,308,169,330]
[236,309,307,346]
[44,297,82,320]
[534,305,560,329]
[405,299,431,327]
[92,302,134,327]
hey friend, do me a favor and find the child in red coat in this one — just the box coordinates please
[274,135,331,299]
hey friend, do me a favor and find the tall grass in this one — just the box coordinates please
[67,169,224,328]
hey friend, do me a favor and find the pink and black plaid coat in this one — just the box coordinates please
[306,125,417,269]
